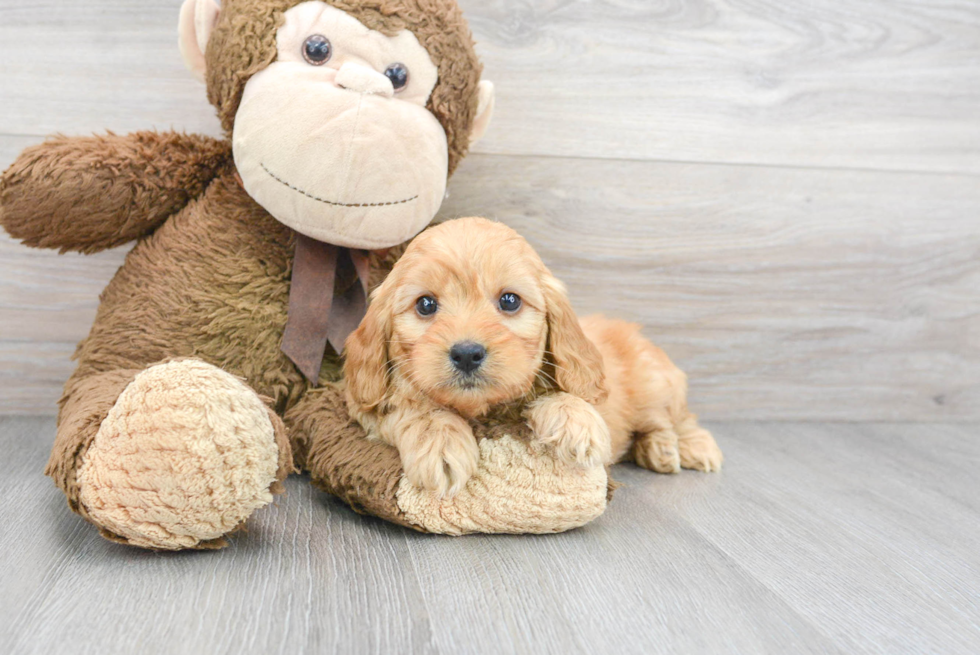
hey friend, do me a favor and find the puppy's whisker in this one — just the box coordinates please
[386,364,418,390]
[383,364,406,381]
[540,352,574,373]
[382,361,428,404]
[402,367,425,392]
[535,368,559,387]
[536,366,558,381]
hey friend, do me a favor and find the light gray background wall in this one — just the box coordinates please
[2,0,978,419]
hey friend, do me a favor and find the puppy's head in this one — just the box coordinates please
[344,217,606,418]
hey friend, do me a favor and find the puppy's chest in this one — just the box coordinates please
[468,388,553,440]
[477,404,526,428]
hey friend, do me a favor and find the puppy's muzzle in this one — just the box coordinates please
[450,341,486,375]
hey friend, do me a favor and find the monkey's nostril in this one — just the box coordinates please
[449,341,487,375]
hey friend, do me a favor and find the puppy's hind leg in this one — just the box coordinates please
[631,416,682,474]
[675,412,723,472]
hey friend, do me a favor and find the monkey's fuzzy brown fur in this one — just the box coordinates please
[3,132,412,545]
[0,0,611,548]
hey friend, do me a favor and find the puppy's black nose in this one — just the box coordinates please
[450,342,486,374]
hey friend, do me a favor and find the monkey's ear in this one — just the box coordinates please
[178,0,221,83]
[469,81,496,147]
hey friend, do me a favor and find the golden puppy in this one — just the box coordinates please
[344,217,722,496]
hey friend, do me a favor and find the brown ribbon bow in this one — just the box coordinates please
[281,233,371,383]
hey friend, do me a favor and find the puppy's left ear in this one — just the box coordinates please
[542,274,608,404]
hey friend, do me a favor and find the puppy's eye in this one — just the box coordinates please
[416,295,438,317]
[302,35,332,65]
[498,292,522,313]
[384,63,409,91]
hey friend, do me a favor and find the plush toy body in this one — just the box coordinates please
[0,0,610,549]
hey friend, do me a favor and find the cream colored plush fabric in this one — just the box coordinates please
[178,0,220,82]
[396,434,608,535]
[77,360,281,550]
[233,2,449,249]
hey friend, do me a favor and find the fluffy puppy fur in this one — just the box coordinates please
[344,217,722,495]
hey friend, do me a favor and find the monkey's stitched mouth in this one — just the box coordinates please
[260,163,419,208]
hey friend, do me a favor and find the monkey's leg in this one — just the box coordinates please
[285,384,417,529]
[674,413,724,473]
[49,359,293,550]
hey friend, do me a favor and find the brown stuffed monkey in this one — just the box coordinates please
[0,0,609,550]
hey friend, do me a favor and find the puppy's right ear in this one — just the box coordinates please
[343,287,392,415]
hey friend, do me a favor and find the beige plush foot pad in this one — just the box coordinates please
[396,434,609,535]
[77,360,280,550]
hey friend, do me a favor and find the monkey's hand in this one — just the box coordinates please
[525,392,612,467]
[1,131,230,254]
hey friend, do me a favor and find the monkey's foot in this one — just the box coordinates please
[77,360,281,550]
[395,432,610,535]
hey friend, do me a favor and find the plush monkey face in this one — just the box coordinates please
[234,3,448,247]
[179,0,494,249]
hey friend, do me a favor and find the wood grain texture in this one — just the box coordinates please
[0,1,222,139]
[440,155,980,422]
[2,417,979,654]
[654,421,980,654]
[4,2,979,652]
[2,0,979,418]
[3,142,978,420]
[464,0,980,173]
[1,0,979,172]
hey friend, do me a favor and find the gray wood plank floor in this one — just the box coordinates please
[2,417,978,655]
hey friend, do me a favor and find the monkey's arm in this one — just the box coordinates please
[0,131,231,253]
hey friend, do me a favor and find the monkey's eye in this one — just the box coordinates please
[498,293,522,313]
[384,63,409,92]
[416,295,438,317]
[302,35,332,65]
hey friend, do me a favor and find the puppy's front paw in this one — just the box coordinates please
[526,393,612,467]
[402,414,479,497]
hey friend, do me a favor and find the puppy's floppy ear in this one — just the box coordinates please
[542,274,608,404]
[343,283,393,414]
